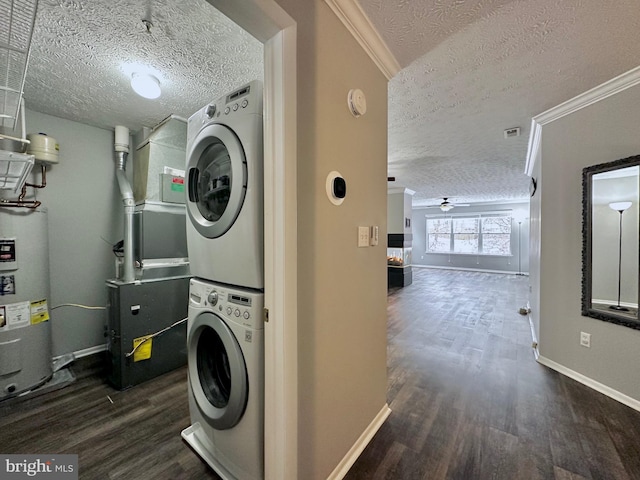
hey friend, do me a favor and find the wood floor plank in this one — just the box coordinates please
[371,440,407,480]
[554,466,591,480]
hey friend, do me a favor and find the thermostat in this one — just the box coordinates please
[326,171,346,205]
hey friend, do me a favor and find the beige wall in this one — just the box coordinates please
[538,83,640,400]
[273,1,389,478]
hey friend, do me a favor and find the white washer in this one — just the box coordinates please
[181,277,264,480]
[185,80,263,289]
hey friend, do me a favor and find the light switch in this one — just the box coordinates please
[358,226,369,247]
[370,226,379,246]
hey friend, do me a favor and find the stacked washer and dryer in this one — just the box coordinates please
[181,80,265,480]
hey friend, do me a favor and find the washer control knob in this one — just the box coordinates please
[243,311,250,320]
[232,103,239,111]
[224,106,230,115]
[234,309,241,317]
[241,99,248,108]
[227,306,233,315]
[207,291,218,306]
[205,104,217,118]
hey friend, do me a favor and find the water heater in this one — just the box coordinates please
[0,208,53,399]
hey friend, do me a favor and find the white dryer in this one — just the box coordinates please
[181,277,264,480]
[185,80,263,289]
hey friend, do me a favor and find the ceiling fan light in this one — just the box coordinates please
[131,72,161,99]
[440,204,453,212]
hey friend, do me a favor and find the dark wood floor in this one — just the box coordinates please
[0,356,220,480]
[346,268,640,480]
[2,268,640,479]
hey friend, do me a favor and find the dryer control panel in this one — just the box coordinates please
[187,79,264,142]
[189,278,264,330]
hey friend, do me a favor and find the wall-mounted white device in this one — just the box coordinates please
[326,171,346,205]
[348,89,367,117]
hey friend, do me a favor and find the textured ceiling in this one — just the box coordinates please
[24,0,263,132]
[14,0,640,207]
[360,0,640,206]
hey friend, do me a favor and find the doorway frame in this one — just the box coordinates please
[208,1,298,479]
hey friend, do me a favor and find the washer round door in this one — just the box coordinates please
[186,123,247,239]
[188,312,248,430]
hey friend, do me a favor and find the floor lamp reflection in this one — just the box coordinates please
[609,201,633,311]
[513,212,528,276]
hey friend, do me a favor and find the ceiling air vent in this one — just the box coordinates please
[504,127,520,139]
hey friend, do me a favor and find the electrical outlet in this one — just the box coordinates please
[580,331,591,348]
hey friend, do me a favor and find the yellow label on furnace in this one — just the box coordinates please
[133,336,153,362]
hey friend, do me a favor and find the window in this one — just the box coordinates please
[426,217,451,253]
[426,213,512,255]
[453,217,478,253]
[481,216,511,255]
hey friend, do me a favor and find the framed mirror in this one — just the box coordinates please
[582,154,640,329]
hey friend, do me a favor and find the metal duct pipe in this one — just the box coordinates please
[114,126,135,283]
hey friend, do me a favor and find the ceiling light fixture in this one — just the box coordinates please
[131,72,161,99]
[440,204,453,212]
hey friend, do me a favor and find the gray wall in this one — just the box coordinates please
[387,188,413,234]
[25,110,122,356]
[412,202,530,274]
[538,82,640,401]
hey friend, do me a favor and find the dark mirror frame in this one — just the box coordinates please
[582,154,640,330]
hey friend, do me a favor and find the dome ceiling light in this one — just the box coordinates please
[130,72,161,99]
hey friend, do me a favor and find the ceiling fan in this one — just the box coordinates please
[427,197,470,212]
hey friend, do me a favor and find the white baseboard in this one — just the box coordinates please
[592,298,638,309]
[527,301,539,359]
[53,343,107,361]
[327,403,392,480]
[528,319,539,360]
[412,264,529,276]
[537,355,640,413]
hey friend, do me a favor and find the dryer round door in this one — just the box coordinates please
[188,311,248,430]
[186,123,247,238]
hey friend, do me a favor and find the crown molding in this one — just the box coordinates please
[524,117,543,176]
[525,65,640,176]
[324,0,401,80]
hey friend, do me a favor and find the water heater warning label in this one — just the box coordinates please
[2,301,30,330]
[0,275,15,295]
[0,238,17,271]
[30,299,50,324]
[0,239,16,262]
[0,301,48,330]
